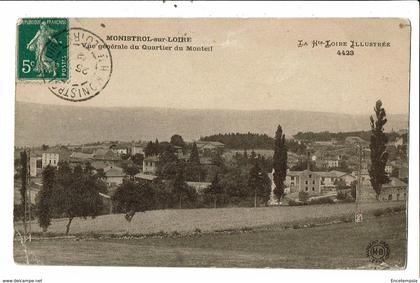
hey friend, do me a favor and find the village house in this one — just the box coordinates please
[93,148,121,162]
[135,172,157,182]
[68,152,94,167]
[104,166,125,186]
[196,141,225,155]
[316,158,340,169]
[116,146,129,155]
[29,155,42,177]
[399,165,409,180]
[286,170,322,195]
[314,140,335,146]
[41,150,59,168]
[70,152,94,160]
[393,136,405,147]
[345,136,368,145]
[385,164,393,174]
[378,177,407,201]
[131,144,144,155]
[286,169,356,196]
[351,168,371,186]
[143,156,159,174]
[91,160,112,171]
[186,181,212,194]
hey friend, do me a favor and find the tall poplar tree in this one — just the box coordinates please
[38,165,56,232]
[273,125,288,200]
[369,100,390,199]
[19,150,28,234]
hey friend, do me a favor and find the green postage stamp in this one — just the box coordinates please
[17,18,69,80]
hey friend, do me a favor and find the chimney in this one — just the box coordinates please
[307,151,311,170]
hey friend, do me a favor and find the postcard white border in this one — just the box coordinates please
[0,1,418,283]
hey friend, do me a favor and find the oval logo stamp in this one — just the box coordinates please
[366,240,390,263]
[46,27,113,102]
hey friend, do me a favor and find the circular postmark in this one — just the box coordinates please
[366,240,390,263]
[42,27,113,102]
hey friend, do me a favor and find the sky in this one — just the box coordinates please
[16,18,411,115]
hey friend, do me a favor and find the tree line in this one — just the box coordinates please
[293,130,399,143]
[200,132,305,154]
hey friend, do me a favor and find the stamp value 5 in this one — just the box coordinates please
[17,18,69,80]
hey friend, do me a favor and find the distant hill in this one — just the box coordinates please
[15,102,408,147]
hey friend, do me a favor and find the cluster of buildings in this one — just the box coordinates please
[18,130,408,207]
[283,130,409,203]
[21,140,226,203]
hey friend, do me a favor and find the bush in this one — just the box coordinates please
[340,215,353,223]
[393,205,406,213]
[336,191,347,200]
[288,200,305,206]
[385,207,393,214]
[309,197,334,205]
[340,196,355,203]
[373,208,385,217]
[298,191,309,202]
[171,230,180,237]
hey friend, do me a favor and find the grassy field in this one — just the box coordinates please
[15,201,405,236]
[14,213,406,269]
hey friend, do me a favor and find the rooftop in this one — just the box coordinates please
[104,166,125,177]
[196,141,225,147]
[383,177,407,188]
[144,156,159,162]
[135,173,157,181]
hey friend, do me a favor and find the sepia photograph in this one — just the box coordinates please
[13,17,411,270]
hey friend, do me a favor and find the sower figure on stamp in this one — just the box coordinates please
[26,21,59,77]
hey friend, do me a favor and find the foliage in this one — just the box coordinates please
[170,134,186,150]
[172,165,190,209]
[185,142,205,182]
[204,174,224,208]
[157,147,179,179]
[19,151,28,215]
[369,100,390,198]
[14,203,36,221]
[38,165,56,232]
[334,179,348,191]
[112,179,154,221]
[336,190,348,200]
[273,125,288,200]
[131,153,144,166]
[120,153,130,160]
[150,180,177,210]
[293,130,399,144]
[123,164,140,179]
[288,200,305,206]
[248,162,271,206]
[309,197,334,205]
[298,191,310,202]
[52,163,106,234]
[218,167,250,205]
[200,132,306,154]
[144,139,160,157]
[350,181,357,199]
[189,142,200,164]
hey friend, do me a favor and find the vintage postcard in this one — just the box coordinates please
[14,18,410,269]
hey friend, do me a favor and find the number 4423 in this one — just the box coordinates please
[337,50,354,56]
